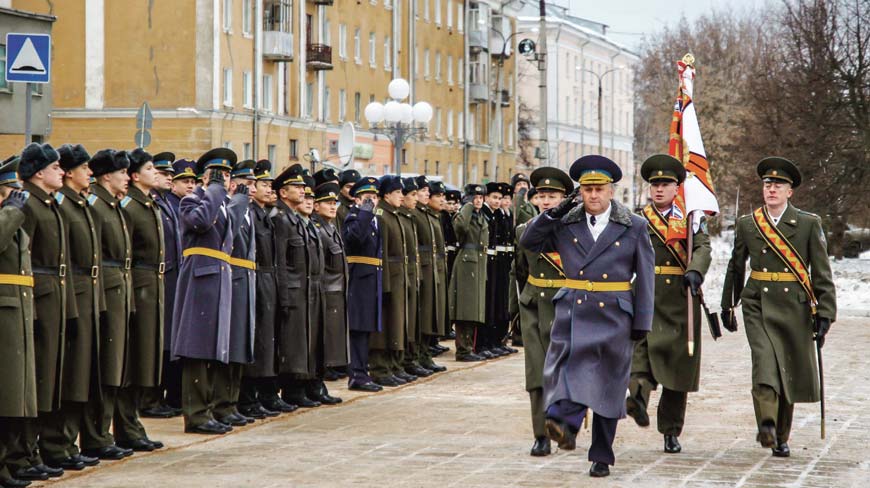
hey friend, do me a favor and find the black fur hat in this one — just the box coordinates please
[19,143,60,180]
[58,144,91,172]
[90,149,132,178]
[128,148,154,174]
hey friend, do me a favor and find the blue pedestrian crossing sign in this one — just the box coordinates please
[5,33,51,84]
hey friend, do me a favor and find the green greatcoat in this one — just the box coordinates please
[370,200,407,352]
[400,208,420,345]
[22,182,77,412]
[121,185,165,388]
[0,205,37,418]
[513,194,538,227]
[418,204,447,336]
[89,184,133,388]
[335,193,354,235]
[57,186,103,402]
[722,204,837,404]
[448,203,489,324]
[631,212,712,393]
[514,223,560,392]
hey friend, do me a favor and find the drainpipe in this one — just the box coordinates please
[253,0,263,158]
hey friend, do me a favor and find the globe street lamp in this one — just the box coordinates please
[364,78,433,175]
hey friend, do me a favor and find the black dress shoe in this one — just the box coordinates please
[284,394,321,408]
[664,435,682,453]
[503,345,519,354]
[0,477,31,487]
[421,360,447,372]
[311,391,343,405]
[70,454,100,467]
[395,371,417,382]
[82,445,129,460]
[757,423,776,448]
[429,346,443,357]
[772,441,790,457]
[389,374,408,385]
[186,419,229,435]
[34,464,63,478]
[373,376,401,387]
[140,405,175,418]
[545,418,577,451]
[530,437,551,457]
[625,396,650,427]
[491,346,509,356]
[45,457,85,471]
[456,353,485,362]
[262,398,297,413]
[257,405,280,417]
[145,437,164,449]
[478,349,495,359]
[13,468,48,481]
[239,405,267,419]
[118,438,156,452]
[589,462,610,478]
[218,414,248,427]
[406,365,433,377]
[349,381,383,392]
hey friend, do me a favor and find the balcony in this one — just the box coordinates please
[263,31,293,61]
[469,30,488,54]
[306,44,333,71]
[469,83,488,102]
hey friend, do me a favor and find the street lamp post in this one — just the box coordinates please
[580,67,621,155]
[488,22,526,181]
[364,78,433,176]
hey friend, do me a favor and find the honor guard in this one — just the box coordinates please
[721,157,836,456]
[479,182,509,358]
[398,177,425,381]
[418,180,449,372]
[0,156,39,488]
[449,184,489,362]
[441,189,460,341]
[335,169,361,233]
[520,155,655,477]
[173,148,236,435]
[513,167,573,457]
[626,155,712,454]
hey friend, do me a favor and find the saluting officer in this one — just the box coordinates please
[342,177,384,392]
[513,167,573,457]
[369,176,409,387]
[335,169,361,233]
[520,155,655,478]
[511,173,537,226]
[721,157,836,456]
[16,143,75,481]
[0,157,38,488]
[173,148,236,435]
[80,150,135,461]
[626,155,712,454]
[38,144,103,471]
[450,184,489,362]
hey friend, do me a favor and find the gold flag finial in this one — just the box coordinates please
[682,53,695,66]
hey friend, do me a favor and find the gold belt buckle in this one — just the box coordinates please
[585,281,594,291]
[655,266,661,274]
[771,272,779,282]
[546,279,553,287]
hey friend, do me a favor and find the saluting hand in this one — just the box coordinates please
[207,168,226,188]
[1,189,29,209]
[549,187,580,219]
[359,198,375,213]
[235,183,249,196]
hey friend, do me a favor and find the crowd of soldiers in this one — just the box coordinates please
[0,141,836,485]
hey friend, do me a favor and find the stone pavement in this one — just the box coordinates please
[40,317,869,487]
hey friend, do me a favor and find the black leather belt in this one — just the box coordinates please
[32,265,66,277]
[132,261,166,274]
[103,258,131,270]
[72,265,100,278]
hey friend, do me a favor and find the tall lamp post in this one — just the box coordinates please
[364,78,434,175]
[488,23,525,180]
[580,67,622,155]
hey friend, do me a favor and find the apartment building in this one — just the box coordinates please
[2,0,521,186]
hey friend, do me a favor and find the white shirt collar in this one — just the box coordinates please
[587,203,612,225]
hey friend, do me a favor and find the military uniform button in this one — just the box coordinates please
[784,268,789,272]
[665,261,671,266]
[602,273,608,279]
[763,287,769,292]
[763,268,768,272]
[540,292,545,297]
[762,249,767,254]
[784,287,789,292]
[539,273,544,277]
[573,238,578,243]
[665,278,671,284]
[576,299,582,304]
[599,302,605,308]
[615,241,620,246]
[579,270,584,276]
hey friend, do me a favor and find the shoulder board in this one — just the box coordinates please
[797,209,820,219]
[375,208,383,216]
[120,196,132,208]
[54,192,65,205]
[87,194,98,206]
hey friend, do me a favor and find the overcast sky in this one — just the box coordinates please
[563,0,773,50]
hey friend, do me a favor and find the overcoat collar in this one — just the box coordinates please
[776,203,800,239]
[562,199,634,270]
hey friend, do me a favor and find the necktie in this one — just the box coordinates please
[590,215,597,226]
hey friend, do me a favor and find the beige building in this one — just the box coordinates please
[2,0,522,186]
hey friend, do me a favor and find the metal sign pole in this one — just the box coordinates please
[24,82,32,145]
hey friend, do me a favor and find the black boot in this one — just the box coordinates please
[589,462,610,478]
[772,441,790,457]
[530,437,551,457]
[664,434,682,453]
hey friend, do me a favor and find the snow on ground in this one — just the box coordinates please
[704,233,869,317]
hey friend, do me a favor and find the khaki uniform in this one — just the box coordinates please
[369,201,407,378]
[448,203,489,356]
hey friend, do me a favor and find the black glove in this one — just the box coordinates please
[207,168,226,187]
[684,270,703,296]
[721,309,738,332]
[814,316,831,348]
[235,183,249,196]
[548,187,580,219]
[359,198,375,213]
[630,329,648,341]
[1,189,29,209]
[517,187,528,200]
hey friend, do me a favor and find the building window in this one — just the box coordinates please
[324,87,331,122]
[0,45,8,91]
[335,24,346,59]
[222,68,233,106]
[447,55,453,85]
[435,0,441,25]
[414,46,419,79]
[268,144,277,162]
[457,2,463,32]
[224,141,233,149]
[243,71,253,108]
[354,92,361,123]
[289,139,299,159]
[323,20,331,45]
[369,32,376,67]
[384,36,391,70]
[423,49,430,79]
[353,28,361,63]
[457,57,463,84]
[305,82,314,117]
[457,111,463,140]
[415,0,420,19]
[339,89,347,121]
[435,161,441,174]
[435,52,441,82]
[447,1,453,29]
[243,0,252,34]
[243,142,252,159]
[264,0,292,34]
[507,122,514,147]
[223,0,232,31]
[263,74,273,111]
[424,0,430,22]
[447,109,453,139]
[435,108,442,137]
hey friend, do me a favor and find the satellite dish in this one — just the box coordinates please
[338,122,356,168]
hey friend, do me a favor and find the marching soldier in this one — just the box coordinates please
[173,148,236,435]
[511,173,537,226]
[369,175,409,387]
[418,180,449,372]
[520,155,655,478]
[118,148,165,452]
[398,177,426,380]
[513,167,573,457]
[0,156,38,488]
[449,184,488,362]
[38,144,103,471]
[141,152,182,419]
[626,155,712,454]
[342,177,384,392]
[80,150,135,460]
[311,174,351,389]
[15,143,74,481]
[721,157,836,456]
[335,169,361,233]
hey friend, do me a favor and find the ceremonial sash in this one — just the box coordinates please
[751,207,817,314]
[643,205,688,270]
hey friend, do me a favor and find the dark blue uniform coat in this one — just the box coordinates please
[228,193,256,364]
[154,190,181,354]
[342,206,382,333]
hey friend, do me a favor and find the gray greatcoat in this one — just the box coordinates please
[313,213,349,367]
[520,200,655,419]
